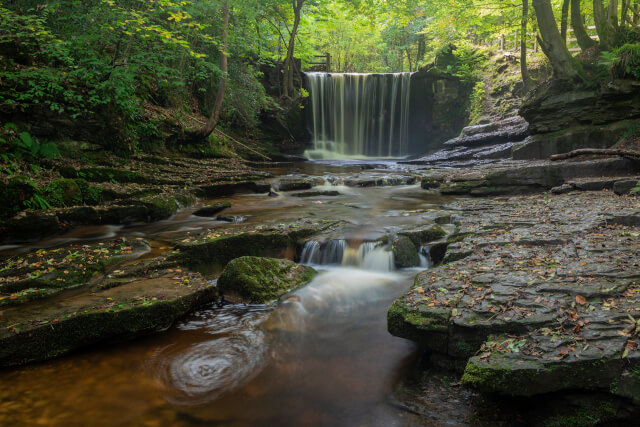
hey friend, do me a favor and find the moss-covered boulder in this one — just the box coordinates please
[45,178,83,207]
[193,201,232,217]
[217,256,317,304]
[392,235,420,268]
[400,224,446,247]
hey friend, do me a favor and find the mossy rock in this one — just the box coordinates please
[45,178,82,207]
[59,167,150,184]
[174,228,318,271]
[392,235,420,268]
[217,256,317,304]
[193,201,232,217]
[0,278,217,368]
[400,224,447,247]
[0,213,62,244]
[0,178,35,221]
[387,300,450,353]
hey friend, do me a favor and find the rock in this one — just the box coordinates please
[0,239,151,306]
[217,256,317,304]
[400,224,447,247]
[421,177,443,189]
[0,213,62,244]
[442,116,529,149]
[290,191,341,197]
[46,178,82,206]
[392,235,420,268]
[343,174,417,187]
[519,81,640,135]
[439,158,640,196]
[0,178,35,221]
[173,225,326,270]
[0,271,216,368]
[277,177,314,192]
[194,181,271,197]
[59,167,150,184]
[613,180,639,195]
[193,201,232,217]
[512,120,637,160]
[551,183,576,194]
[388,191,640,402]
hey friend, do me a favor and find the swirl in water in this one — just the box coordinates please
[148,305,270,405]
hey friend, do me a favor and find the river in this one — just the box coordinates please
[0,161,479,426]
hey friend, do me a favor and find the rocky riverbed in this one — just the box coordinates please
[1,152,640,425]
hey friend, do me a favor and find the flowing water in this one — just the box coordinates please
[305,73,413,160]
[0,162,475,426]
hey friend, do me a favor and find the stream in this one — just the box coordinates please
[0,161,480,426]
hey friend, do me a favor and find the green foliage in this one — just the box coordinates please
[615,43,640,79]
[13,132,60,160]
[469,81,487,124]
[599,44,640,80]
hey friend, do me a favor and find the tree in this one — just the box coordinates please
[560,0,570,44]
[532,0,581,80]
[283,0,306,98]
[190,1,230,141]
[521,0,531,88]
[571,0,597,50]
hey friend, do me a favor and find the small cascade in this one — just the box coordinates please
[300,239,394,272]
[305,72,413,159]
[418,246,432,268]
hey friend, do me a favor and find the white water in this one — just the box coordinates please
[300,239,394,272]
[305,73,413,160]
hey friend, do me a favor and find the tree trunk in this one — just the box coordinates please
[189,0,229,141]
[283,0,305,98]
[417,35,426,64]
[622,0,631,24]
[522,0,531,88]
[594,0,614,49]
[571,0,597,50]
[532,0,581,80]
[561,0,570,44]
[607,0,619,28]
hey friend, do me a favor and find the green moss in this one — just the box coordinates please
[544,403,618,427]
[387,300,451,353]
[59,167,150,184]
[44,178,82,207]
[217,256,316,304]
[0,285,217,368]
[392,235,420,268]
[401,224,447,247]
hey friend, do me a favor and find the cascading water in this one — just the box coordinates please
[305,73,413,160]
[300,239,394,272]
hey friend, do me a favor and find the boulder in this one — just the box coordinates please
[217,256,317,304]
[193,201,232,217]
[392,235,420,268]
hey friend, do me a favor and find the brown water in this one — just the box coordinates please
[0,161,464,426]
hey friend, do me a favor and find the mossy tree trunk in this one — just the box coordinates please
[561,0,570,44]
[572,0,597,50]
[532,0,582,80]
[594,0,616,50]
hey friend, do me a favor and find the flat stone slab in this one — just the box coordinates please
[0,252,216,368]
[388,191,640,400]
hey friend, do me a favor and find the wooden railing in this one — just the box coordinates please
[307,53,331,72]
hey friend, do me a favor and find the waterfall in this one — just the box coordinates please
[300,240,394,272]
[305,73,413,160]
